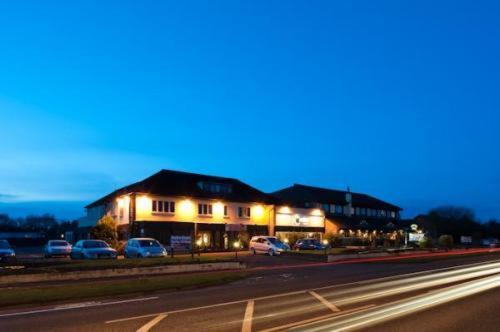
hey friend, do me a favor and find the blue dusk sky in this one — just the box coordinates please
[0,1,499,220]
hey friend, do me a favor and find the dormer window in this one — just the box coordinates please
[197,181,232,194]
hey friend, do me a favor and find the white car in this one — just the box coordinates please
[249,236,287,256]
[44,240,72,258]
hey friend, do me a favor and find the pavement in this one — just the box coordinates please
[0,253,499,331]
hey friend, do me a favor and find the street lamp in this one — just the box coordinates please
[196,239,203,257]
[322,239,329,255]
[233,241,241,259]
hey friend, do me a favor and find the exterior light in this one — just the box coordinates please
[213,202,224,216]
[283,238,289,244]
[233,241,241,249]
[252,205,264,219]
[60,234,64,239]
[308,233,314,238]
[279,206,291,214]
[196,239,203,247]
[117,197,124,207]
[179,199,195,218]
[322,239,329,246]
[136,195,150,213]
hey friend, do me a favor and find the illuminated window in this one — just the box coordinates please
[198,204,213,216]
[238,207,251,218]
[152,200,175,214]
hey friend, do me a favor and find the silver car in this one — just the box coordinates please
[44,240,72,258]
[124,238,167,258]
[0,240,16,263]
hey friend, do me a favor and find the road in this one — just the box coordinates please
[0,254,499,331]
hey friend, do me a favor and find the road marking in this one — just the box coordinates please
[0,296,159,318]
[309,291,340,312]
[105,260,500,324]
[259,304,375,332]
[242,300,254,332]
[136,313,167,332]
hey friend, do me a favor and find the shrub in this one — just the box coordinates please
[90,215,118,248]
[438,234,454,249]
[418,236,433,249]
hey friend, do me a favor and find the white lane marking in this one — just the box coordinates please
[136,313,168,332]
[105,260,500,324]
[296,273,500,332]
[242,300,254,332]
[259,304,375,332]
[0,297,159,318]
[309,291,340,312]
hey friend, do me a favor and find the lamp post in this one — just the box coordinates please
[233,241,240,259]
[196,239,202,257]
[322,239,329,256]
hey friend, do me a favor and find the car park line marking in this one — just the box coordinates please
[0,297,159,318]
[309,291,340,312]
[136,313,168,332]
[242,300,254,332]
[258,304,375,332]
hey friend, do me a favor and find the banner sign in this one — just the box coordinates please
[170,235,192,250]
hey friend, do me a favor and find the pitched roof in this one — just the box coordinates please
[86,169,274,208]
[271,184,402,211]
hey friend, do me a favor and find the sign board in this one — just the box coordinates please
[408,233,425,242]
[460,236,472,244]
[170,235,192,250]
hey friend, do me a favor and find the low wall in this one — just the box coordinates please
[327,252,390,262]
[0,261,245,285]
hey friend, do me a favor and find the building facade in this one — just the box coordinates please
[85,170,325,249]
[84,170,401,249]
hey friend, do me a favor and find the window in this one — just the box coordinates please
[119,207,124,219]
[330,204,335,214]
[152,200,175,214]
[390,211,396,218]
[335,205,343,215]
[238,207,251,218]
[322,204,329,212]
[224,205,228,217]
[197,181,232,194]
[360,207,367,216]
[198,204,213,216]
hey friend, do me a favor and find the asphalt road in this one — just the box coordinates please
[0,254,499,332]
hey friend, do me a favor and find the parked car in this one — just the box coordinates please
[124,238,167,258]
[293,238,326,251]
[70,240,117,260]
[44,240,72,258]
[0,240,16,263]
[249,236,287,256]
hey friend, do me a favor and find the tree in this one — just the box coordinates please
[90,215,118,248]
[438,235,454,250]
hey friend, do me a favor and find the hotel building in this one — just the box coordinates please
[83,170,401,249]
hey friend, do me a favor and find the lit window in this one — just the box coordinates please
[152,200,175,214]
[238,207,251,218]
[198,204,213,216]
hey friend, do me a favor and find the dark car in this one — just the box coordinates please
[0,240,16,263]
[70,240,117,260]
[293,238,326,251]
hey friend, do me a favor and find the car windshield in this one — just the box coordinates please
[0,240,11,249]
[50,241,69,246]
[138,240,161,247]
[267,238,278,244]
[83,241,109,248]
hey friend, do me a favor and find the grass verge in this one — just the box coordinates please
[0,270,248,308]
[0,255,237,275]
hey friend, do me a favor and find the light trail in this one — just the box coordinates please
[292,273,500,332]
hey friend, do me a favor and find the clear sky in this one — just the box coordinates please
[0,1,499,220]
